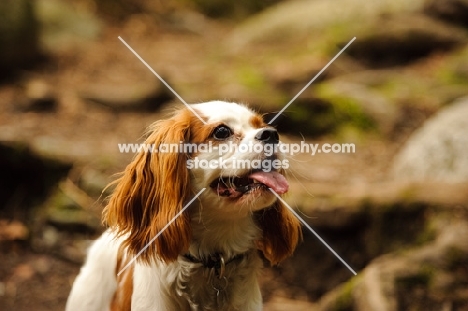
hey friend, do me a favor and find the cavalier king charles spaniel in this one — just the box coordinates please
[66,101,302,311]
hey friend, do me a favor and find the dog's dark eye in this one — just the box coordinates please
[212,125,232,140]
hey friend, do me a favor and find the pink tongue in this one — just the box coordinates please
[249,171,289,194]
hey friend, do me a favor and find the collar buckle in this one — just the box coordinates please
[206,253,225,279]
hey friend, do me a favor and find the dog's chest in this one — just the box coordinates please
[172,252,262,311]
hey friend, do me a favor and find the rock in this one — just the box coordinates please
[266,55,364,95]
[16,78,58,112]
[331,68,468,139]
[315,81,398,135]
[393,97,468,182]
[261,82,386,137]
[425,0,468,28]
[36,0,102,53]
[345,14,468,68]
[43,180,101,233]
[262,182,448,301]
[0,0,40,77]
[79,79,174,112]
[228,0,426,49]
[316,220,468,311]
[262,97,347,137]
[228,1,466,69]
[45,199,100,233]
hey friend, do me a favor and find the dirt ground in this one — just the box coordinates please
[0,247,79,311]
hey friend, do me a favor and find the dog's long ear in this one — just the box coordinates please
[255,200,302,265]
[103,109,196,264]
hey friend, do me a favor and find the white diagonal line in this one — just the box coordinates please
[269,189,357,275]
[118,36,207,124]
[268,37,356,124]
[117,188,206,276]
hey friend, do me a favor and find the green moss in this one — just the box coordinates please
[332,275,362,311]
[334,124,367,143]
[414,214,437,246]
[369,73,438,105]
[334,96,376,130]
[318,23,360,56]
[44,189,101,230]
[372,79,401,99]
[437,70,465,85]
[433,46,468,85]
[316,84,377,132]
[235,66,267,92]
[436,64,468,85]
[276,99,338,136]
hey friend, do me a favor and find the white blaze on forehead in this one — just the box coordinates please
[191,101,257,131]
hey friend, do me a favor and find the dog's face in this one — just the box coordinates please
[103,101,301,264]
[190,101,288,216]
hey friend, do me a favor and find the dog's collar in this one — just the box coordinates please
[182,252,246,278]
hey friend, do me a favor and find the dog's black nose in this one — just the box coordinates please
[255,128,279,145]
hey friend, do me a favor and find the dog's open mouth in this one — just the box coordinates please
[210,171,288,198]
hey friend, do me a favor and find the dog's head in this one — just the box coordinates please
[103,101,301,264]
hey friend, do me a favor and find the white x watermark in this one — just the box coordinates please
[116,36,357,277]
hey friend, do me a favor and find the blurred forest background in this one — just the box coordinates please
[1,0,468,310]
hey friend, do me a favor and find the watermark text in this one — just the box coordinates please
[117,141,355,156]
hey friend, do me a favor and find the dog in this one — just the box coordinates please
[66,101,302,311]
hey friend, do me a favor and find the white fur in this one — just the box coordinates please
[66,231,119,311]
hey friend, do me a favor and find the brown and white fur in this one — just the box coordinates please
[66,101,302,311]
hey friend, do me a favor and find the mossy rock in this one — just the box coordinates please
[315,83,384,131]
[228,0,426,50]
[313,220,468,310]
[343,14,468,68]
[43,187,101,233]
[262,98,340,137]
[36,0,102,53]
[262,82,380,138]
[228,1,467,75]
